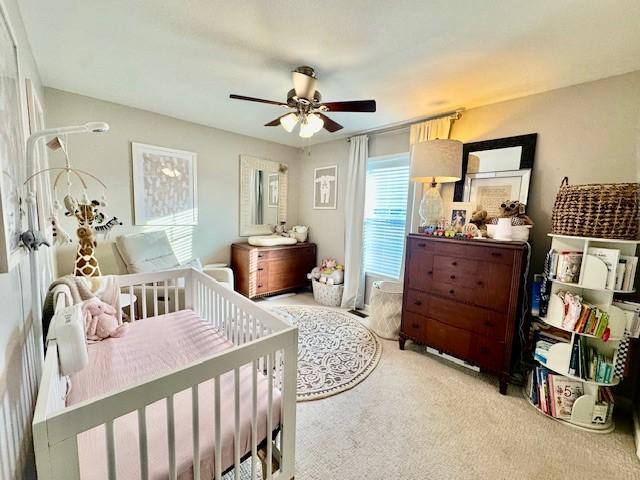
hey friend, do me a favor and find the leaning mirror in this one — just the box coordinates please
[453,134,537,218]
[239,155,288,236]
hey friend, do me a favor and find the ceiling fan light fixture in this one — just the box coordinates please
[299,117,315,138]
[306,113,324,134]
[280,112,299,133]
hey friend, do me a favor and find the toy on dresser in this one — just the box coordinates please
[488,200,534,226]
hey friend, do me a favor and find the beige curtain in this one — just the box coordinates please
[407,117,454,232]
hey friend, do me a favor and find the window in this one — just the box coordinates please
[363,153,410,279]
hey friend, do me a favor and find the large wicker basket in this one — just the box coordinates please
[551,178,640,240]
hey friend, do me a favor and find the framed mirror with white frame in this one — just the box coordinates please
[239,155,288,236]
[453,134,537,218]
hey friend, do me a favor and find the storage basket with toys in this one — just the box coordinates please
[308,258,344,307]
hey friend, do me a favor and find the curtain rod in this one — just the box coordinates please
[346,108,464,142]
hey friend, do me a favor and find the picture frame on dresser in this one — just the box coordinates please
[453,134,537,217]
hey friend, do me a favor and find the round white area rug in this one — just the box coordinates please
[270,305,381,401]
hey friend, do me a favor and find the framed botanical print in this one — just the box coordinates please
[313,165,337,210]
[131,142,198,226]
[0,5,25,272]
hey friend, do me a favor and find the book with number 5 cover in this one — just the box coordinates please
[550,375,584,419]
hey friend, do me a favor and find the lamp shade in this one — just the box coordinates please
[410,139,463,183]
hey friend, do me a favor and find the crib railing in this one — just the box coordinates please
[33,268,297,480]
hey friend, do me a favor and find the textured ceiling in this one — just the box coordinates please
[18,0,640,147]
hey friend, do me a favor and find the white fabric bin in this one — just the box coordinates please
[369,281,403,340]
[311,279,344,307]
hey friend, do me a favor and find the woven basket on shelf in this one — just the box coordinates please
[551,177,640,240]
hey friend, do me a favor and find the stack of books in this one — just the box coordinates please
[548,250,583,283]
[568,335,615,383]
[547,247,637,290]
[528,366,614,423]
[554,291,611,339]
[613,300,640,337]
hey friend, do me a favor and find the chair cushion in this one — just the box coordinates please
[115,231,181,274]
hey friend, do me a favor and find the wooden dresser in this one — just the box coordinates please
[400,234,527,394]
[231,242,317,299]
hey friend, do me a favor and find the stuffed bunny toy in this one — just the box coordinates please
[82,297,128,341]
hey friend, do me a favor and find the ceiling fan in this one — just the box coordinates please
[230,66,376,138]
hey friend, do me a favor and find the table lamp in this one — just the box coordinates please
[410,139,463,227]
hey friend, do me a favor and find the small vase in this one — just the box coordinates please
[494,217,513,241]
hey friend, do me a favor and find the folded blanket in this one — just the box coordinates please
[42,275,121,341]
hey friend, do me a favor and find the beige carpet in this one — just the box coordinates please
[256,293,640,479]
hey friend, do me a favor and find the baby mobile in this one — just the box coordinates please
[23,136,121,277]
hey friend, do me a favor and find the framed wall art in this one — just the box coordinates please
[313,165,337,210]
[131,142,197,226]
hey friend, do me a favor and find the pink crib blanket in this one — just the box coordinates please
[68,309,282,479]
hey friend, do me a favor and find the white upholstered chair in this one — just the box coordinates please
[115,231,234,288]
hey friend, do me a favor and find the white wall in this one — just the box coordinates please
[298,71,640,279]
[44,88,301,275]
[0,1,48,478]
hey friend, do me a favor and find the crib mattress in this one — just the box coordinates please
[68,309,282,479]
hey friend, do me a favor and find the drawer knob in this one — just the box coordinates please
[450,274,456,280]
[414,300,422,306]
[490,252,502,257]
[258,267,264,271]
[451,261,458,266]
[412,323,420,329]
[484,320,493,327]
[477,280,483,286]
[257,254,263,258]
[449,289,455,295]
[479,346,490,354]
[258,284,263,288]
[417,242,427,248]
[427,270,433,275]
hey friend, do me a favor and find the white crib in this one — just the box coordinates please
[32,268,297,480]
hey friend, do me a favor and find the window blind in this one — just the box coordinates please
[363,154,410,279]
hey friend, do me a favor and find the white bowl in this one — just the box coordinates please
[486,224,531,241]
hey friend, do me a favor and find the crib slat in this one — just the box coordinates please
[164,281,169,315]
[234,367,240,480]
[251,360,258,480]
[137,408,149,480]
[174,279,179,312]
[214,376,222,480]
[153,282,158,317]
[105,419,117,480]
[266,353,273,480]
[167,395,177,480]
[141,283,147,319]
[128,286,136,321]
[192,385,200,480]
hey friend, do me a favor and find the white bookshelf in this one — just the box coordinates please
[527,234,640,433]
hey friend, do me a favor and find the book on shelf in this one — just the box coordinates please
[556,251,583,283]
[568,336,615,383]
[587,247,620,290]
[613,300,640,337]
[553,291,611,339]
[619,255,638,291]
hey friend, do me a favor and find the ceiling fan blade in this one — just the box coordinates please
[264,115,286,126]
[317,113,343,132]
[229,94,287,106]
[321,100,376,112]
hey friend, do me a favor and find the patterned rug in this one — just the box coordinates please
[270,305,381,401]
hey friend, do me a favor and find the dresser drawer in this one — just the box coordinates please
[404,289,430,315]
[406,247,434,292]
[433,255,479,287]
[433,242,515,265]
[429,282,475,304]
[425,319,505,371]
[401,311,428,342]
[426,295,508,340]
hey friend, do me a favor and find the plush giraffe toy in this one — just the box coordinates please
[58,194,116,277]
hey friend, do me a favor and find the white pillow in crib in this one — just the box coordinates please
[50,304,89,375]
